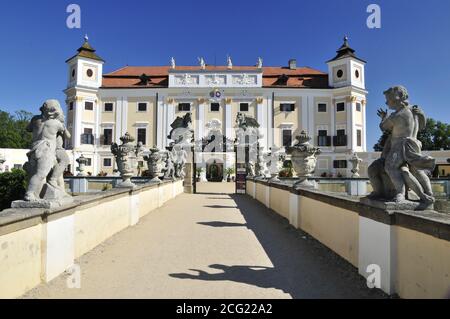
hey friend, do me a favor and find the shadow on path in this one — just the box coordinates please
[170,195,388,299]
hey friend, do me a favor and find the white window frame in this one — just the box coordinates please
[137,101,148,112]
[336,101,346,113]
[209,102,220,112]
[134,122,149,146]
[102,157,113,167]
[317,102,328,113]
[103,102,114,112]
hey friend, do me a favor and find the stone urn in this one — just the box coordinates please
[286,131,321,188]
[349,152,363,178]
[76,154,89,176]
[144,146,162,183]
[111,132,140,188]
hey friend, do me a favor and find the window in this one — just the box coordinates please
[317,130,331,146]
[85,101,94,111]
[357,129,362,147]
[333,129,347,146]
[81,128,94,145]
[13,164,22,170]
[85,158,92,166]
[138,103,147,112]
[282,130,292,147]
[103,128,113,145]
[318,103,327,112]
[280,103,295,112]
[69,102,74,111]
[210,103,220,112]
[239,103,249,112]
[104,103,113,112]
[137,128,146,145]
[356,103,361,112]
[333,160,347,169]
[178,103,190,112]
[103,158,112,167]
[336,102,345,112]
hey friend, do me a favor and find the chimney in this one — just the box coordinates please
[288,59,297,70]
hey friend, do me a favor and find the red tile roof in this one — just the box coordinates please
[102,66,329,89]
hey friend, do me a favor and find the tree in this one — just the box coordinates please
[373,117,450,151]
[417,118,435,151]
[373,131,390,152]
[0,109,33,149]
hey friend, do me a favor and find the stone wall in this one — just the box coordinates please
[246,178,450,299]
[0,180,184,298]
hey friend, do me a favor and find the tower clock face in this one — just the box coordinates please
[337,69,344,78]
[86,69,94,78]
[355,70,360,78]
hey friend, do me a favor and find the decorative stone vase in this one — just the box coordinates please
[76,154,88,176]
[144,146,162,183]
[286,131,321,188]
[111,132,140,188]
[349,152,362,178]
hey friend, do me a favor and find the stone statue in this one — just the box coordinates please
[13,100,72,208]
[162,151,176,180]
[286,131,321,188]
[172,145,188,179]
[170,57,176,69]
[111,132,142,188]
[144,147,162,183]
[257,57,263,68]
[168,112,194,146]
[235,112,262,147]
[198,57,206,69]
[366,86,435,210]
[255,150,269,178]
[350,152,362,178]
[76,154,89,176]
[265,146,283,182]
[227,55,233,69]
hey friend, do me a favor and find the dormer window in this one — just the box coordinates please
[277,74,289,85]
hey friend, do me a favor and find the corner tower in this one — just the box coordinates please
[327,36,366,89]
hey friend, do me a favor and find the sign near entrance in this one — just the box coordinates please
[235,165,247,194]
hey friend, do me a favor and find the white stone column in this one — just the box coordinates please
[225,100,232,141]
[301,96,308,133]
[196,101,205,141]
[115,98,122,143]
[362,101,367,152]
[267,95,274,148]
[256,99,267,150]
[73,98,82,148]
[121,97,128,136]
[156,95,165,149]
[347,99,354,151]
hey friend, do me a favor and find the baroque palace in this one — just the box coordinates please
[64,36,368,179]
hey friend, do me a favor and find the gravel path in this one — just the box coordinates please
[23,183,386,299]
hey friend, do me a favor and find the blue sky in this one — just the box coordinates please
[0,0,449,150]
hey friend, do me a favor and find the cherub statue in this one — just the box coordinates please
[162,151,176,180]
[368,86,435,206]
[227,55,233,69]
[170,57,176,69]
[23,100,71,202]
[198,57,206,69]
[256,57,263,68]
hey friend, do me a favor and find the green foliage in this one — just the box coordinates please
[0,109,33,149]
[374,118,450,151]
[0,169,27,210]
[196,167,204,177]
[225,167,235,177]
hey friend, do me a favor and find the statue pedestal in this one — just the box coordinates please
[345,180,368,196]
[360,197,434,211]
[12,183,74,209]
[183,162,194,194]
